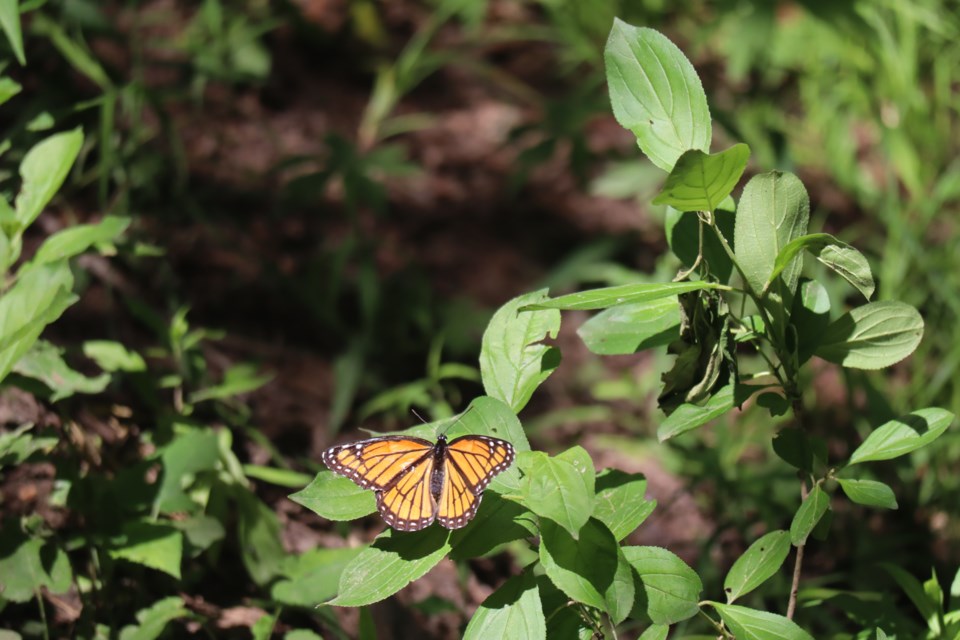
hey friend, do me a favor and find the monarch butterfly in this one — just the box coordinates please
[322,433,515,531]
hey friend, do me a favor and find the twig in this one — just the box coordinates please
[787,481,811,619]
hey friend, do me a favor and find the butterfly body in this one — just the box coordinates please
[322,433,515,531]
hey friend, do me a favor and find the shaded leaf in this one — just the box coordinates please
[766,233,874,300]
[272,546,365,607]
[523,281,726,312]
[0,530,72,602]
[13,339,110,401]
[710,603,814,640]
[657,383,734,442]
[577,297,680,356]
[837,478,897,509]
[815,301,923,370]
[464,569,546,640]
[624,545,702,624]
[772,427,813,472]
[593,469,655,541]
[119,597,191,640]
[790,486,829,546]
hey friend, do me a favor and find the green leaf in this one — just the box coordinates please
[657,383,735,442]
[108,521,183,579]
[577,297,680,356]
[710,603,814,640]
[153,428,221,514]
[724,530,791,603]
[242,464,312,488]
[464,569,546,640]
[624,545,702,624]
[480,289,561,413]
[0,76,22,105]
[0,261,76,384]
[15,128,84,230]
[605,20,711,172]
[593,469,655,541]
[272,546,365,607]
[12,339,110,401]
[172,515,225,556]
[83,340,147,372]
[837,478,898,509]
[525,281,727,312]
[188,363,274,403]
[118,597,191,640]
[31,216,131,266]
[0,423,58,469]
[882,564,939,633]
[0,530,72,602]
[790,486,830,546]
[772,428,813,472]
[765,233,874,300]
[848,408,955,465]
[792,279,831,365]
[734,171,810,297]
[540,518,635,623]
[330,527,452,606]
[450,492,537,560]
[0,0,25,65]
[285,632,324,640]
[653,145,750,212]
[814,301,923,370]
[517,447,595,537]
[290,471,377,521]
[235,487,286,586]
[638,625,669,640]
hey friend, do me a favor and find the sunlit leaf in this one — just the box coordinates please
[624,545,702,624]
[724,530,791,602]
[653,144,749,212]
[815,301,923,370]
[464,569,546,640]
[790,486,829,546]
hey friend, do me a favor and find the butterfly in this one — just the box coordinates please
[322,433,516,531]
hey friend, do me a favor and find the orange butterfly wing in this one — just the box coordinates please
[322,434,515,531]
[437,436,515,529]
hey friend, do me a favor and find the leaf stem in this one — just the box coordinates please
[698,608,733,638]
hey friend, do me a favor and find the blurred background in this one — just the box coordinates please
[1,0,959,637]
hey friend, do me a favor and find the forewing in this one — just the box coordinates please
[445,436,516,493]
[322,436,434,491]
[377,456,437,531]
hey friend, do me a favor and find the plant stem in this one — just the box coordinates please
[787,543,805,620]
[698,608,732,638]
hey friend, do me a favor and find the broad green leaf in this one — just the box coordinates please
[540,518,635,623]
[450,492,537,560]
[815,301,923,370]
[330,527,451,606]
[0,0,25,65]
[724,530,791,602]
[172,515,225,555]
[734,171,810,297]
[849,408,954,465]
[765,233,874,300]
[538,575,596,640]
[464,569,546,640]
[790,486,829,546]
[272,547,365,607]
[837,478,898,509]
[0,76,21,105]
[15,128,84,230]
[577,297,680,356]
[653,144,750,212]
[666,204,736,284]
[108,521,183,579]
[638,625,669,640]
[605,20,711,172]
[83,340,147,372]
[251,613,276,640]
[0,530,72,602]
[118,597,190,640]
[481,289,560,413]
[525,281,726,312]
[0,261,76,383]
[235,486,286,586]
[593,469,655,541]
[517,447,595,537]
[12,339,110,401]
[31,216,131,266]
[624,545,702,624]
[657,383,735,442]
[772,428,813,472]
[792,278,831,365]
[710,603,814,640]
[153,428,221,514]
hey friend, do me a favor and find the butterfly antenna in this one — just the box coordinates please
[410,408,430,425]
[438,405,475,437]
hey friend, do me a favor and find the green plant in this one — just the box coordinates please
[295,19,955,638]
